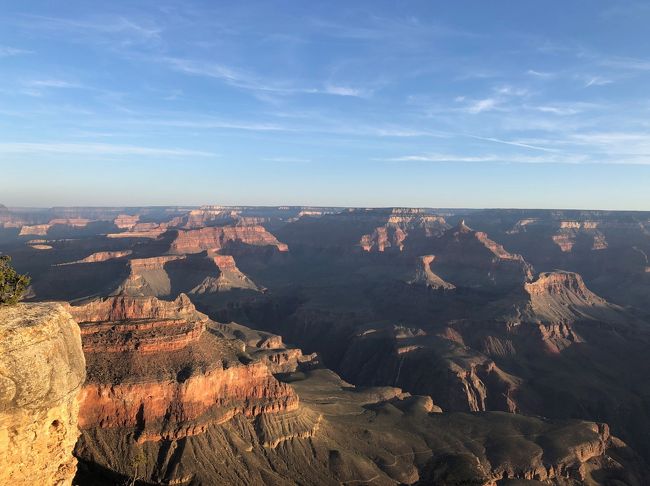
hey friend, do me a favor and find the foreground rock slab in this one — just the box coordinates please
[0,303,86,486]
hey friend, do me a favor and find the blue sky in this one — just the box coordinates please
[1,0,649,209]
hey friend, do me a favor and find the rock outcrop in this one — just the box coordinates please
[522,271,621,324]
[0,303,86,486]
[409,255,456,290]
[429,220,533,289]
[18,218,91,236]
[112,255,186,296]
[338,325,520,413]
[190,253,261,293]
[113,214,139,229]
[360,209,449,252]
[57,250,133,266]
[168,225,289,254]
[552,221,608,252]
[68,294,303,481]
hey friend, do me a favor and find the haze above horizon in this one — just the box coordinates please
[1,1,649,209]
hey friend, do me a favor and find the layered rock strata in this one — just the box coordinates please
[67,295,299,447]
[18,218,91,236]
[360,210,448,252]
[168,225,289,254]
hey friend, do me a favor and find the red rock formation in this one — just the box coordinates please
[68,295,299,444]
[18,218,91,236]
[69,293,196,322]
[79,361,298,442]
[112,255,185,296]
[360,210,448,252]
[525,271,602,301]
[57,250,132,265]
[527,219,608,252]
[430,221,533,288]
[112,214,139,229]
[179,208,235,228]
[191,253,261,293]
[409,255,455,290]
[18,224,51,236]
[168,225,288,254]
[475,231,526,261]
[360,226,407,252]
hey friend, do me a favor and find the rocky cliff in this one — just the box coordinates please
[409,255,456,290]
[68,294,302,481]
[522,271,623,324]
[190,253,261,293]
[18,218,92,236]
[58,250,133,266]
[0,303,86,486]
[112,255,186,296]
[168,225,289,254]
[359,210,449,252]
[429,220,534,289]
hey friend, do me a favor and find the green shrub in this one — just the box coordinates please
[0,255,30,305]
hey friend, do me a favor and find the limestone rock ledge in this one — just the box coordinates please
[0,303,86,486]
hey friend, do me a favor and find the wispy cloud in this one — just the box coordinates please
[526,69,555,78]
[569,132,650,155]
[262,156,311,163]
[465,98,499,114]
[381,152,593,164]
[599,56,650,71]
[584,75,613,87]
[534,105,580,116]
[19,14,162,41]
[127,117,291,132]
[27,79,82,89]
[458,84,530,114]
[385,153,499,163]
[160,56,369,98]
[323,84,368,97]
[0,142,215,157]
[462,134,557,152]
[0,46,32,57]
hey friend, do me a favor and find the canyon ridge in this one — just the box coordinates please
[1,205,649,485]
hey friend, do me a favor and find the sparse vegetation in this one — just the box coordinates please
[0,255,30,306]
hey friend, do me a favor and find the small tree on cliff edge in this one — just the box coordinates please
[0,255,30,305]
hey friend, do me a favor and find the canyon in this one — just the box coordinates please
[1,205,650,484]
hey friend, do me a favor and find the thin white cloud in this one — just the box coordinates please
[465,98,499,114]
[385,153,499,162]
[19,14,161,41]
[27,79,82,89]
[0,142,216,157]
[128,117,290,132]
[600,56,650,71]
[462,134,557,152]
[535,105,580,116]
[262,156,311,163]
[323,84,367,97]
[0,46,32,57]
[159,56,370,98]
[569,132,650,156]
[381,152,594,164]
[495,85,529,97]
[584,76,613,87]
[526,69,555,78]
